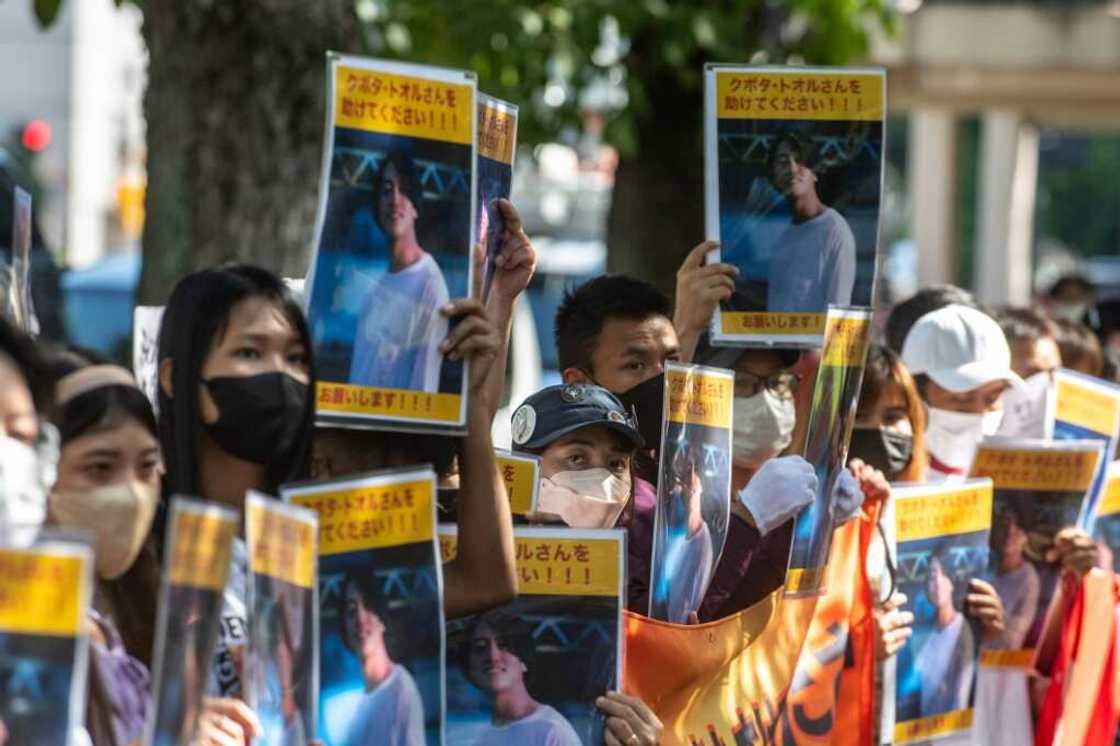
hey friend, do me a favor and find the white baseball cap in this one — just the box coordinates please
[901,305,1023,393]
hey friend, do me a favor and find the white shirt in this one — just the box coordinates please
[993,562,1040,649]
[472,704,582,746]
[766,207,856,313]
[208,538,248,698]
[349,252,450,393]
[344,665,426,746]
[915,613,975,717]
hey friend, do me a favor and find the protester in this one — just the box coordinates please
[44,350,261,746]
[995,307,1062,380]
[509,383,664,744]
[0,316,55,526]
[1044,274,1096,323]
[884,284,979,356]
[850,344,926,484]
[1053,317,1104,378]
[156,264,315,705]
[553,274,678,609]
[901,304,1022,479]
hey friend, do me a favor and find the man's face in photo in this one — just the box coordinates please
[377,161,418,240]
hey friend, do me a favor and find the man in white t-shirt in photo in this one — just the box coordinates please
[465,610,581,746]
[350,149,450,393]
[340,571,426,746]
[764,132,856,314]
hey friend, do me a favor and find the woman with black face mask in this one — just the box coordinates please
[849,345,925,484]
[156,264,315,727]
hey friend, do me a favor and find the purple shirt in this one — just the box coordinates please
[697,515,792,622]
[621,477,657,613]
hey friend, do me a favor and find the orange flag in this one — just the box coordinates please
[623,516,875,745]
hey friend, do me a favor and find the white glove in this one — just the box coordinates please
[736,455,818,535]
[832,468,864,526]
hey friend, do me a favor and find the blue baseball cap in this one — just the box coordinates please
[510,383,644,453]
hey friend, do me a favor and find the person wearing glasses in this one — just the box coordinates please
[464,610,581,746]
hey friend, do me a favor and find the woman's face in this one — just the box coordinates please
[468,622,525,693]
[539,427,632,481]
[53,418,161,493]
[1003,519,1027,559]
[856,378,913,436]
[198,296,309,424]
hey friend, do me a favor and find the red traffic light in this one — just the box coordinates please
[21,119,51,152]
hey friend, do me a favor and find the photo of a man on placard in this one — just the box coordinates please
[349,150,450,393]
[764,133,856,314]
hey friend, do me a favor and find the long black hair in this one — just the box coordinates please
[157,264,316,499]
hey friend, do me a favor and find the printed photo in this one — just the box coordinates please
[149,584,225,746]
[716,118,881,317]
[893,532,988,730]
[649,420,731,623]
[0,632,79,746]
[308,128,472,397]
[249,574,317,746]
[316,543,443,746]
[987,489,1086,651]
[446,595,619,746]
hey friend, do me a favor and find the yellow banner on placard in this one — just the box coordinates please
[335,66,472,145]
[971,447,1099,492]
[720,311,826,336]
[0,550,85,636]
[496,454,537,515]
[1099,470,1120,517]
[716,70,883,122]
[290,479,434,555]
[317,382,461,423]
[785,566,828,595]
[478,103,516,165]
[170,510,238,591]
[822,316,872,368]
[980,648,1036,668]
[441,534,621,597]
[1055,378,1120,436]
[896,484,993,543]
[895,709,973,744]
[666,369,732,429]
[248,503,316,589]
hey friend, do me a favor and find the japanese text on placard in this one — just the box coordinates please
[667,369,733,429]
[717,71,883,122]
[291,478,433,554]
[336,66,472,144]
[971,448,1099,491]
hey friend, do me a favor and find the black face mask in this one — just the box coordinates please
[203,372,309,465]
[848,427,914,482]
[615,373,665,452]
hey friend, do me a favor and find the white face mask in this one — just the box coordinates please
[925,407,1003,475]
[537,468,630,529]
[732,391,796,469]
[0,429,57,529]
[996,372,1051,440]
[49,480,159,579]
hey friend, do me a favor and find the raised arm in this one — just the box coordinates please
[482,199,537,415]
[437,296,518,618]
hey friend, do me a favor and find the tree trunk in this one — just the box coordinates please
[138,0,360,305]
[605,66,705,301]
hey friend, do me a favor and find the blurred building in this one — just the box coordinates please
[0,0,145,268]
[874,0,1120,305]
